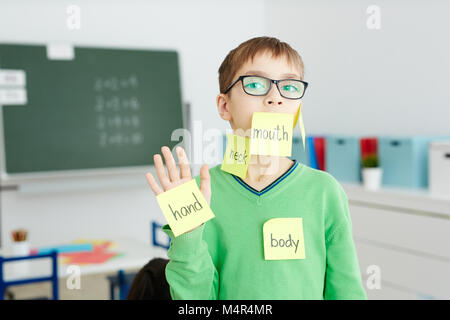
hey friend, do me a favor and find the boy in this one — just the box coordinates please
[145,36,367,300]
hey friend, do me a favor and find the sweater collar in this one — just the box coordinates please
[230,159,299,197]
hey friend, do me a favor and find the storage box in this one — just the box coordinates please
[290,134,310,166]
[379,136,450,189]
[429,141,450,198]
[325,135,361,183]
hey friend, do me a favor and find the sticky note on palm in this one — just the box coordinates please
[221,134,250,178]
[156,179,215,237]
[263,218,305,260]
[250,112,293,157]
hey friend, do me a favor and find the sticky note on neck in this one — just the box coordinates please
[221,134,250,178]
[263,218,305,260]
[249,112,294,157]
[156,179,215,237]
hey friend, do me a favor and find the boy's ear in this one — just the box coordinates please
[216,93,232,121]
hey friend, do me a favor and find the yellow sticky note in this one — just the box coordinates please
[156,179,215,237]
[293,104,301,128]
[221,134,250,178]
[249,112,294,157]
[263,218,305,260]
[298,105,306,151]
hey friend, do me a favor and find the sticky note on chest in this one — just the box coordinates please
[221,134,250,178]
[156,179,215,237]
[250,112,294,157]
[263,218,305,260]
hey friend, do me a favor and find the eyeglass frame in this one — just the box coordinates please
[223,75,308,100]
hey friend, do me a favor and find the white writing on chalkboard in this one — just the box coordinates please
[94,96,140,112]
[96,115,140,129]
[93,75,138,91]
[99,132,143,147]
[93,75,143,148]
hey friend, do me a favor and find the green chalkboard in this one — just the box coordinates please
[0,44,184,174]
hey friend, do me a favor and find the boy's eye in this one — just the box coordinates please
[282,84,299,92]
[245,82,265,89]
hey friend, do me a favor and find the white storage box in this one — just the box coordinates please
[429,142,450,198]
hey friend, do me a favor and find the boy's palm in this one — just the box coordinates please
[145,146,211,206]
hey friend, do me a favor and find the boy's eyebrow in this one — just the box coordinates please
[243,70,301,79]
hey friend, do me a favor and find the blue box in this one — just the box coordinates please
[290,134,311,166]
[325,135,362,183]
[379,135,450,189]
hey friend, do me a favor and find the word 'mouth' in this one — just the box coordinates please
[169,192,203,221]
[252,124,289,141]
[250,112,294,157]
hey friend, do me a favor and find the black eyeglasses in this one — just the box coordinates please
[224,75,308,100]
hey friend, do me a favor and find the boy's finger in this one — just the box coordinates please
[154,154,171,190]
[176,146,192,179]
[145,172,163,195]
[161,146,179,183]
[199,164,211,199]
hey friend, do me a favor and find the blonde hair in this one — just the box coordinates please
[218,36,305,94]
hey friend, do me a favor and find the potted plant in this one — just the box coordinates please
[360,138,383,191]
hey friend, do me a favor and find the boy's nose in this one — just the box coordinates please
[264,85,283,107]
[267,99,282,106]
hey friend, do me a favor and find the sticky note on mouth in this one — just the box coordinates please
[249,112,294,157]
[156,179,215,237]
[263,218,305,260]
[221,134,250,179]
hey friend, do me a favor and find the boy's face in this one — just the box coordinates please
[217,50,302,135]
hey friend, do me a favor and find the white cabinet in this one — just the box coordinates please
[342,183,450,300]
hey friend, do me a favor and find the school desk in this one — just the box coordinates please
[0,237,167,283]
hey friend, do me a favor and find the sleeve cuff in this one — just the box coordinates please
[162,223,206,255]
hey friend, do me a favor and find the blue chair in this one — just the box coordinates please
[0,251,58,300]
[106,269,137,300]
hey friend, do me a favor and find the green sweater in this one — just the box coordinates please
[162,161,367,300]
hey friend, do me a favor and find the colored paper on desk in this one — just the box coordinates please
[31,243,93,255]
[73,239,116,250]
[249,112,293,157]
[60,239,120,265]
[263,218,305,260]
[156,179,215,237]
[61,250,119,265]
[221,134,250,178]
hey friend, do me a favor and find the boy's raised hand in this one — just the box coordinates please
[145,146,211,206]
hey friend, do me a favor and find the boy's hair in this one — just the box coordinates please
[127,258,171,300]
[218,36,305,94]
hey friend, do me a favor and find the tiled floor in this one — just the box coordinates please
[6,268,140,300]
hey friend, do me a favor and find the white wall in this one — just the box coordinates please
[0,0,265,248]
[265,0,450,136]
